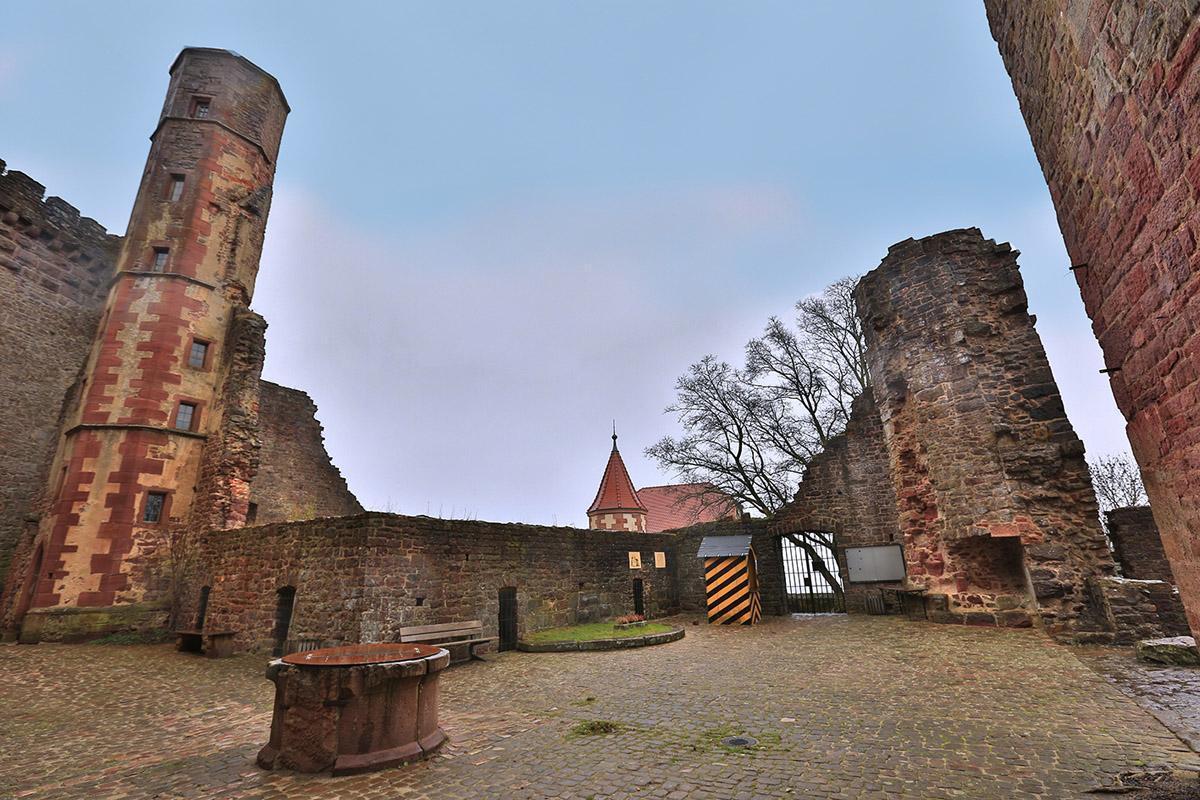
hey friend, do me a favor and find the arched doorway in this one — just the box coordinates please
[779,532,845,614]
[632,578,645,616]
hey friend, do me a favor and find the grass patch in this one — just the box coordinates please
[89,629,172,646]
[568,719,624,738]
[526,621,675,644]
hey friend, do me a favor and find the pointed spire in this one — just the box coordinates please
[587,426,647,515]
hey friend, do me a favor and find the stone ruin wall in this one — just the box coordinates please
[1108,505,1177,583]
[187,513,682,653]
[249,381,363,525]
[770,391,903,614]
[985,1,1200,638]
[0,163,120,604]
[857,229,1115,636]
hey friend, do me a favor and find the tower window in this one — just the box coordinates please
[152,248,169,272]
[143,491,167,524]
[246,502,258,525]
[188,340,210,369]
[191,97,211,119]
[175,402,197,431]
[168,174,185,202]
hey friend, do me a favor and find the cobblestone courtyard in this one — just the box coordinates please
[1,615,1196,799]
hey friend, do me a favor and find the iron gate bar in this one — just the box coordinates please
[780,534,845,614]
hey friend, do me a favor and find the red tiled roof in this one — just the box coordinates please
[587,435,647,514]
[637,483,741,532]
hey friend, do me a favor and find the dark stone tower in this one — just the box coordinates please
[857,229,1115,637]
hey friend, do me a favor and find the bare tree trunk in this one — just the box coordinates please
[784,532,845,600]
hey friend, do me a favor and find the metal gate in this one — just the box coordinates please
[632,578,645,616]
[780,534,845,614]
[498,587,518,651]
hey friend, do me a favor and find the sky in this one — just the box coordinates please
[2,2,1133,527]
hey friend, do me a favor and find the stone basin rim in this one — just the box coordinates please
[278,643,448,667]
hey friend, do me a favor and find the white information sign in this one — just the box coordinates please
[845,545,906,583]
[628,551,642,569]
[654,551,666,569]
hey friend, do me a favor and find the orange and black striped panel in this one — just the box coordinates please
[704,556,759,625]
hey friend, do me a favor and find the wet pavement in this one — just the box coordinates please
[1,614,1196,799]
[1077,644,1200,753]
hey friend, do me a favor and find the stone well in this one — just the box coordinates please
[257,643,449,775]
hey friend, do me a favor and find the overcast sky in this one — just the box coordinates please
[3,2,1133,526]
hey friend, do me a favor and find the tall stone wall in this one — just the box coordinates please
[857,229,1115,636]
[250,381,362,525]
[0,162,119,604]
[188,513,682,653]
[985,2,1200,637]
[1108,505,1176,583]
[771,391,903,613]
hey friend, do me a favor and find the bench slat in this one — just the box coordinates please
[398,620,483,636]
[403,632,492,643]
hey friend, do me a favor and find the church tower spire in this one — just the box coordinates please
[587,426,647,532]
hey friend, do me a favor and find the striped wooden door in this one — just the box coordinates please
[704,552,761,625]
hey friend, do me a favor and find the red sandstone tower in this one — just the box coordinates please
[15,49,288,634]
[587,430,648,532]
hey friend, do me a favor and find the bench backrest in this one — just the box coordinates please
[399,620,483,642]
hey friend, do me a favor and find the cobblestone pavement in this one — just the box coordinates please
[1077,645,1200,753]
[1,615,1196,799]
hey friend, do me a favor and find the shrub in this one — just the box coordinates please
[614,614,645,625]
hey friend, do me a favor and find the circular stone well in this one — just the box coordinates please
[256,643,449,775]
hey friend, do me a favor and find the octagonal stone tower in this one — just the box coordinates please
[15,49,288,634]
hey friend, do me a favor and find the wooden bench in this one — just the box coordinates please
[398,620,495,662]
[174,629,236,658]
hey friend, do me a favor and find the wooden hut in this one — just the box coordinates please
[697,535,761,625]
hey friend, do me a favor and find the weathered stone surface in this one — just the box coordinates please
[258,646,449,775]
[1094,576,1192,645]
[0,162,119,616]
[249,381,362,525]
[1137,636,1200,667]
[188,513,687,652]
[986,1,1200,639]
[856,229,1115,637]
[1109,505,1177,584]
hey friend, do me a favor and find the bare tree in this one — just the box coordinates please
[1089,453,1148,513]
[646,357,795,517]
[647,277,867,601]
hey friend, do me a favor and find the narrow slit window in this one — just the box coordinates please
[191,97,210,119]
[168,174,185,202]
[175,402,197,431]
[188,340,209,369]
[246,502,258,525]
[152,247,169,272]
[143,491,167,524]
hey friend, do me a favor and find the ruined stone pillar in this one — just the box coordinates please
[12,50,288,632]
[985,2,1200,638]
[857,229,1114,637]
